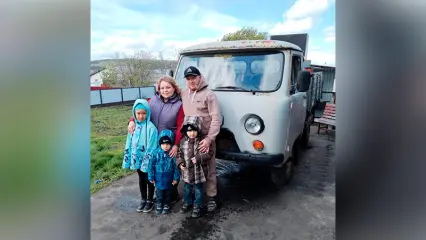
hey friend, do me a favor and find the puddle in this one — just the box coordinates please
[215,159,278,205]
[170,217,217,240]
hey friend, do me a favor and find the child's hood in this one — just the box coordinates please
[159,129,175,146]
[132,99,151,124]
[181,116,202,132]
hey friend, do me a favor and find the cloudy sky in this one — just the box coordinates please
[91,0,335,65]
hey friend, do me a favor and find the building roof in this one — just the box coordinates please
[311,63,335,68]
[90,67,105,76]
[180,40,302,54]
[311,64,335,72]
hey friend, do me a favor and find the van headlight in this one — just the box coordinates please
[244,115,265,135]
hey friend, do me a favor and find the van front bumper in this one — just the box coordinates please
[216,150,284,166]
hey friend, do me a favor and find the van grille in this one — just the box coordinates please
[215,128,240,152]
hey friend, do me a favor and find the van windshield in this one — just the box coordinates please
[175,52,284,92]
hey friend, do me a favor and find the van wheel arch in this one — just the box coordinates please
[270,138,301,187]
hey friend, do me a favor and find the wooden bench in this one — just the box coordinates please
[314,103,336,139]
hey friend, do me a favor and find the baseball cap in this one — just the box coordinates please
[184,66,201,78]
[159,136,172,145]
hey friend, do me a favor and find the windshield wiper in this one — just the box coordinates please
[216,86,252,91]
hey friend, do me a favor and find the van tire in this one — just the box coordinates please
[292,138,302,166]
[270,137,303,187]
[301,113,313,148]
[270,158,294,187]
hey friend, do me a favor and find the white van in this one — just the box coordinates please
[170,38,318,186]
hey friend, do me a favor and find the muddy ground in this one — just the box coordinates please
[91,126,335,240]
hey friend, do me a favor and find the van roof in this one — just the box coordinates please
[180,40,302,54]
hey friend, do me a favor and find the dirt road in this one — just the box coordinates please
[91,128,335,240]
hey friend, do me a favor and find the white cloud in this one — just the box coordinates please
[91,0,248,60]
[91,0,163,31]
[160,37,219,59]
[91,30,171,59]
[91,30,218,60]
[285,0,331,19]
[308,49,335,66]
[304,37,335,66]
[267,0,335,65]
[91,0,335,63]
[323,25,335,43]
[269,0,333,35]
[269,17,313,34]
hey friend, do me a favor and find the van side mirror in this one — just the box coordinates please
[168,69,174,77]
[296,70,311,92]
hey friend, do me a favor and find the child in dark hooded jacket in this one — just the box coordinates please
[176,116,214,218]
[148,129,180,214]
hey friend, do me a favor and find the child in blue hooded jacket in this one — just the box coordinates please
[148,129,181,214]
[122,99,159,213]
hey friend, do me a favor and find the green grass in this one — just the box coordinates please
[91,105,134,193]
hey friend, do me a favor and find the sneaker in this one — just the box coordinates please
[143,200,154,213]
[162,205,170,214]
[179,204,192,214]
[191,207,202,218]
[207,198,217,212]
[156,205,163,215]
[136,199,147,212]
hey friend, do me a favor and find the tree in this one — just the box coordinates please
[99,62,118,87]
[100,51,155,87]
[221,27,268,41]
[99,50,179,88]
[174,48,182,61]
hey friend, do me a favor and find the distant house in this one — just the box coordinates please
[90,68,105,87]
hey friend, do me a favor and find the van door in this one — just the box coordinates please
[287,52,306,153]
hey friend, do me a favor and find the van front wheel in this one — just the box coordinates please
[270,159,294,187]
